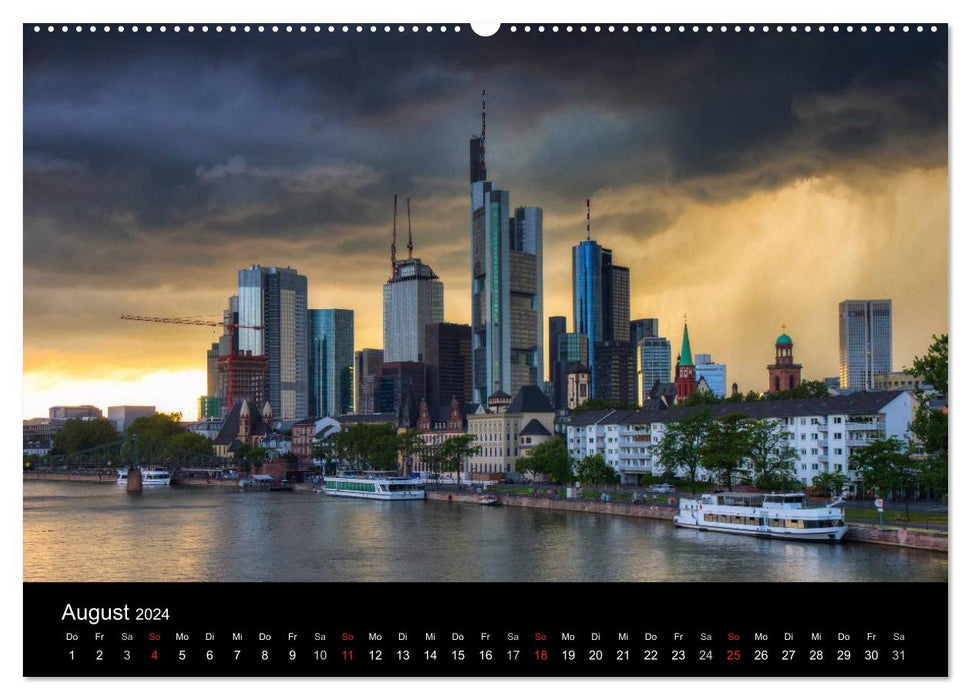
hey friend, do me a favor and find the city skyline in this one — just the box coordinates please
[24,28,947,419]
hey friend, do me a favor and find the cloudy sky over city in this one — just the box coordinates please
[23,26,947,418]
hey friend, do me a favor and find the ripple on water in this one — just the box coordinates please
[23,481,948,583]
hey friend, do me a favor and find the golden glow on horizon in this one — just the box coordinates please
[22,166,947,418]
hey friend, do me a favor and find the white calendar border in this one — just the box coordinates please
[4,0,964,697]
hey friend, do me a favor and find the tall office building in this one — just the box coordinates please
[237,265,309,419]
[382,202,445,364]
[572,200,630,396]
[206,342,220,397]
[694,353,728,398]
[470,94,544,403]
[594,340,636,404]
[630,318,659,345]
[425,322,472,411]
[548,316,567,384]
[355,349,383,414]
[552,331,589,411]
[636,336,672,405]
[604,252,631,344]
[839,299,893,390]
[308,309,354,418]
[377,362,426,427]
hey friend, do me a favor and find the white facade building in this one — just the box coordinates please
[383,257,444,363]
[566,391,913,491]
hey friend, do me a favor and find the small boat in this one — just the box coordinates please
[479,496,500,506]
[321,474,425,501]
[673,492,847,542]
[117,468,171,486]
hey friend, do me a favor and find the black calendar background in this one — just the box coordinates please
[24,582,947,677]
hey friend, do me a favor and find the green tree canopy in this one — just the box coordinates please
[328,423,401,472]
[125,412,185,443]
[762,380,830,401]
[650,410,709,490]
[907,333,948,397]
[574,454,621,486]
[430,434,481,478]
[572,398,639,416]
[744,419,799,490]
[51,418,119,454]
[850,437,916,500]
[699,413,752,488]
[812,471,849,500]
[168,431,215,455]
[515,436,573,483]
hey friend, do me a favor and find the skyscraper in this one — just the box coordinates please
[308,309,355,418]
[572,200,631,396]
[425,322,472,411]
[354,349,383,414]
[839,299,893,390]
[637,336,671,405]
[548,316,567,384]
[470,94,544,403]
[237,265,308,419]
[630,318,659,345]
[593,340,636,404]
[382,197,445,364]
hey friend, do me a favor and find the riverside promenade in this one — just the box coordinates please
[426,489,948,552]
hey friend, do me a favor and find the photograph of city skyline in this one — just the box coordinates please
[23,24,947,585]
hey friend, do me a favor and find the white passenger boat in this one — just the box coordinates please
[116,468,172,486]
[673,492,847,542]
[321,475,425,501]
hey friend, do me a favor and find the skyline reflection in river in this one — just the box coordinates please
[23,481,947,583]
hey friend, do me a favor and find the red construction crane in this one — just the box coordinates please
[120,314,267,414]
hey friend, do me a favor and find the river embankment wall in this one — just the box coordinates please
[426,490,948,552]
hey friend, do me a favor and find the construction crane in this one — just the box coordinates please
[120,314,267,415]
[120,314,262,333]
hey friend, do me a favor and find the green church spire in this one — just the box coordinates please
[678,316,693,366]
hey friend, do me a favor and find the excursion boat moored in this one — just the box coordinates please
[673,492,848,542]
[116,468,172,486]
[321,474,425,501]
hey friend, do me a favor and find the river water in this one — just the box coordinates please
[23,481,947,583]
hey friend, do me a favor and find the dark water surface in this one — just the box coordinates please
[23,481,947,582]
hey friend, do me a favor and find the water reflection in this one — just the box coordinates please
[23,481,947,583]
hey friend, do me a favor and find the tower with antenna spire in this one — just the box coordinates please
[390,194,398,279]
[572,198,633,402]
[383,197,444,364]
[469,91,545,406]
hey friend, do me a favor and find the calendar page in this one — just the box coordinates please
[21,17,949,679]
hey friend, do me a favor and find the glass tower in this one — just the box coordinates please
[470,119,543,404]
[237,265,308,419]
[382,257,444,364]
[572,240,630,397]
[308,309,355,418]
[839,299,893,390]
[637,336,672,405]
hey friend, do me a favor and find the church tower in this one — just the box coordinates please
[766,324,803,393]
[674,319,696,403]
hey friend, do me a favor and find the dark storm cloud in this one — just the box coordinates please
[24,26,946,294]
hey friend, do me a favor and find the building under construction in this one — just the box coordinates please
[218,350,268,416]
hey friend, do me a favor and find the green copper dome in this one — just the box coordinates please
[776,324,792,345]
